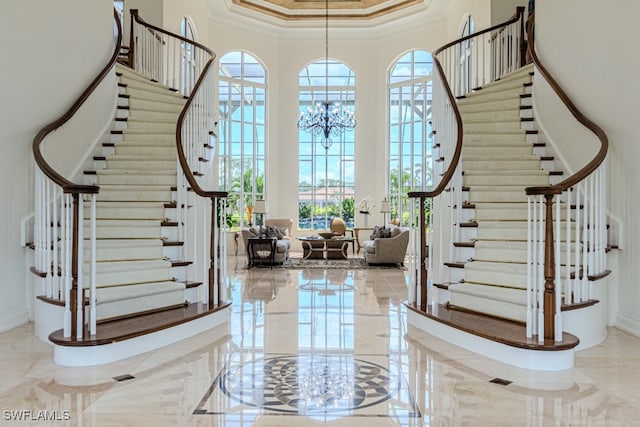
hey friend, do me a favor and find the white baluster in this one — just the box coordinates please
[89,194,97,335]
[555,193,562,342]
[63,194,71,337]
[537,194,544,342]
[526,196,533,338]
[76,196,84,339]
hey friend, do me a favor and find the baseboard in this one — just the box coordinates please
[0,306,30,333]
[615,313,640,338]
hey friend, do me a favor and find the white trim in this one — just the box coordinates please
[407,309,575,371]
[615,313,640,339]
[52,308,230,366]
[0,307,30,334]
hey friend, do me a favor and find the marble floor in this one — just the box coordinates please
[1,256,640,426]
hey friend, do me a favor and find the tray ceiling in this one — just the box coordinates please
[231,0,428,21]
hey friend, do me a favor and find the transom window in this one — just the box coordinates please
[218,51,266,228]
[298,59,356,230]
[388,50,433,225]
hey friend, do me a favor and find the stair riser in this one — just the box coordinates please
[459,87,524,104]
[116,134,176,143]
[120,77,181,97]
[464,175,549,186]
[474,208,528,221]
[87,245,163,262]
[476,226,573,242]
[449,292,526,322]
[462,110,521,123]
[473,75,532,94]
[462,160,540,170]
[465,122,524,132]
[465,269,528,289]
[86,205,165,219]
[95,174,175,186]
[87,268,172,288]
[96,191,173,202]
[95,289,184,321]
[127,110,180,123]
[464,133,526,143]
[125,87,185,105]
[476,227,527,241]
[104,160,177,170]
[114,146,177,156]
[458,98,521,113]
[468,191,528,203]
[462,147,533,156]
[87,226,163,239]
[474,247,574,265]
[128,98,183,113]
[125,122,176,133]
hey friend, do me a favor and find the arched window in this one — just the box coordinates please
[459,14,475,94]
[298,59,356,230]
[180,17,197,94]
[388,50,433,225]
[218,51,266,228]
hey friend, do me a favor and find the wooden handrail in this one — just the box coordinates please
[407,57,463,200]
[175,58,227,200]
[434,7,525,57]
[32,8,122,195]
[129,10,213,57]
[408,7,526,201]
[524,12,608,195]
[129,9,225,200]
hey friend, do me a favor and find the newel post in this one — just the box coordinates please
[543,193,556,341]
[69,193,80,338]
[408,191,429,312]
[209,197,216,308]
[419,195,428,312]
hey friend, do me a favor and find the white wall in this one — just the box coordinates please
[535,0,640,336]
[491,0,528,25]
[198,2,474,239]
[0,0,114,332]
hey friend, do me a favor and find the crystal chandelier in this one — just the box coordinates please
[297,0,356,150]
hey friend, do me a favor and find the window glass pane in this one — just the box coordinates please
[298,58,356,230]
[387,50,433,225]
[218,51,267,228]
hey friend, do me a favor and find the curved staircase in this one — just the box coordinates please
[30,9,228,366]
[406,8,611,370]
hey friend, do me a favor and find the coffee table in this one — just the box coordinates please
[298,237,355,260]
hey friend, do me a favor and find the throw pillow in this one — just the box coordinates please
[275,226,288,239]
[263,225,274,238]
[370,225,390,239]
[370,225,381,240]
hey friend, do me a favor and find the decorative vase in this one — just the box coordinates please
[247,205,254,226]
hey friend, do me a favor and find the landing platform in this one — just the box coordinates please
[405,303,579,371]
[49,303,230,366]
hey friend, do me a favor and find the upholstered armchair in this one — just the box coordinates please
[265,218,293,240]
[241,218,293,266]
[362,226,410,265]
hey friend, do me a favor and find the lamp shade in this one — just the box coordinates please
[379,199,391,213]
[254,200,267,214]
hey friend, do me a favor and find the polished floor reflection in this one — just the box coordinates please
[1,255,639,426]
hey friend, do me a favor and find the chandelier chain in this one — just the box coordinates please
[297,0,356,150]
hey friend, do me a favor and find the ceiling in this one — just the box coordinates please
[230,0,429,21]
